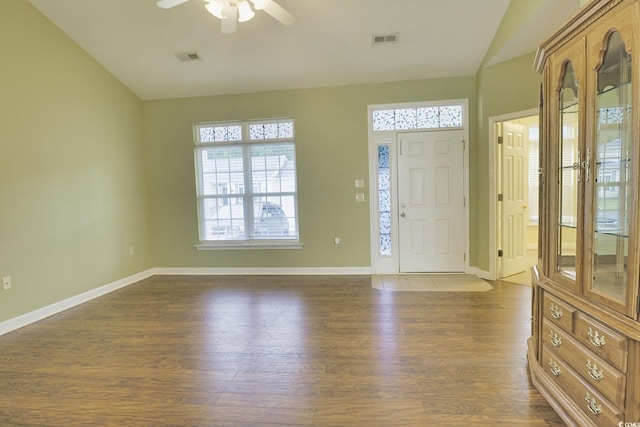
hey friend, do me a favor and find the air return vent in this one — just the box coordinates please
[372,33,399,45]
[176,51,202,62]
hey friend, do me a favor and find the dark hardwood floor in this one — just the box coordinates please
[0,275,564,426]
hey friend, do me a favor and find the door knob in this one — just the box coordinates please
[400,213,406,218]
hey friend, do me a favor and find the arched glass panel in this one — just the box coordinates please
[557,61,580,279]
[592,31,632,300]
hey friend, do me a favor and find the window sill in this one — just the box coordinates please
[195,241,304,251]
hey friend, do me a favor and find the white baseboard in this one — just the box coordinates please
[0,267,372,336]
[153,267,372,276]
[0,269,155,337]
[468,266,494,281]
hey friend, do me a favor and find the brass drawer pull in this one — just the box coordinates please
[585,392,602,415]
[548,359,561,376]
[587,327,606,348]
[549,303,563,319]
[549,331,563,347]
[586,360,604,381]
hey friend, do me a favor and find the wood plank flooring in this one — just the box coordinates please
[0,275,564,426]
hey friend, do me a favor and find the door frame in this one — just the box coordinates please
[488,108,538,280]
[367,100,470,274]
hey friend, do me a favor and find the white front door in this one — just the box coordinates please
[500,122,529,277]
[398,130,465,272]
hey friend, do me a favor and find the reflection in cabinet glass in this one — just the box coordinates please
[592,31,632,301]
[529,2,640,425]
[558,61,580,280]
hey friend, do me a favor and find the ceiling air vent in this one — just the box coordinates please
[372,33,399,45]
[176,51,201,62]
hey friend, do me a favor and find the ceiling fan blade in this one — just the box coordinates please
[156,0,191,9]
[261,1,295,26]
[221,5,238,33]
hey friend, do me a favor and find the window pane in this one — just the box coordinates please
[264,123,278,139]
[395,108,417,130]
[278,122,294,138]
[251,143,296,194]
[417,107,439,129]
[249,124,265,140]
[378,145,392,256]
[200,146,244,197]
[202,197,246,240]
[439,106,463,127]
[200,127,216,143]
[373,110,395,131]
[251,195,297,239]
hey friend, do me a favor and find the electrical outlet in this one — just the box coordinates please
[129,245,135,256]
[2,276,11,290]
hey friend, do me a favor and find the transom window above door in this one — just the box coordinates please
[372,105,463,131]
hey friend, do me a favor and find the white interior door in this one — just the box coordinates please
[500,122,529,277]
[398,130,465,273]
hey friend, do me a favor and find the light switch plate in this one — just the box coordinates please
[355,179,365,188]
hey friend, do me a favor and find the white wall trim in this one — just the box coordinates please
[0,266,372,336]
[0,269,156,337]
[489,108,538,280]
[154,267,372,276]
[467,266,494,281]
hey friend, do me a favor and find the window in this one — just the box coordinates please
[372,105,463,131]
[194,118,299,248]
[377,145,392,256]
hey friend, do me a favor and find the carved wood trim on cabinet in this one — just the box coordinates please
[529,1,640,425]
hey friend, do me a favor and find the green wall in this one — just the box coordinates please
[0,1,152,323]
[0,0,550,325]
[473,52,542,270]
[143,79,476,268]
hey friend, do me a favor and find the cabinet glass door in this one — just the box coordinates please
[591,31,632,302]
[557,61,580,281]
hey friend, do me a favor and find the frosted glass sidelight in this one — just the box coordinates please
[378,145,392,256]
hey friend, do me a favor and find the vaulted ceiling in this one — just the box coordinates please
[28,0,581,100]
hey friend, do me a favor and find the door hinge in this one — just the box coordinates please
[464,253,466,262]
[498,194,503,202]
[498,136,503,144]
[462,139,466,150]
[498,250,503,257]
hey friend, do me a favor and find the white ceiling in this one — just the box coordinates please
[27,0,581,100]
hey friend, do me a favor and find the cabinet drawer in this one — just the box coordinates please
[575,313,628,372]
[542,346,623,427]
[542,319,626,409]
[543,293,575,333]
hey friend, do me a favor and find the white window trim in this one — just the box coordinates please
[193,118,302,250]
[195,241,303,250]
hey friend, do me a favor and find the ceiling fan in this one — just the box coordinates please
[156,0,296,34]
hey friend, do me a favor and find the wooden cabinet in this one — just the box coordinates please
[529,1,640,425]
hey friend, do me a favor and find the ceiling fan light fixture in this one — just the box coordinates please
[205,0,225,19]
[237,1,255,22]
[250,0,272,10]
